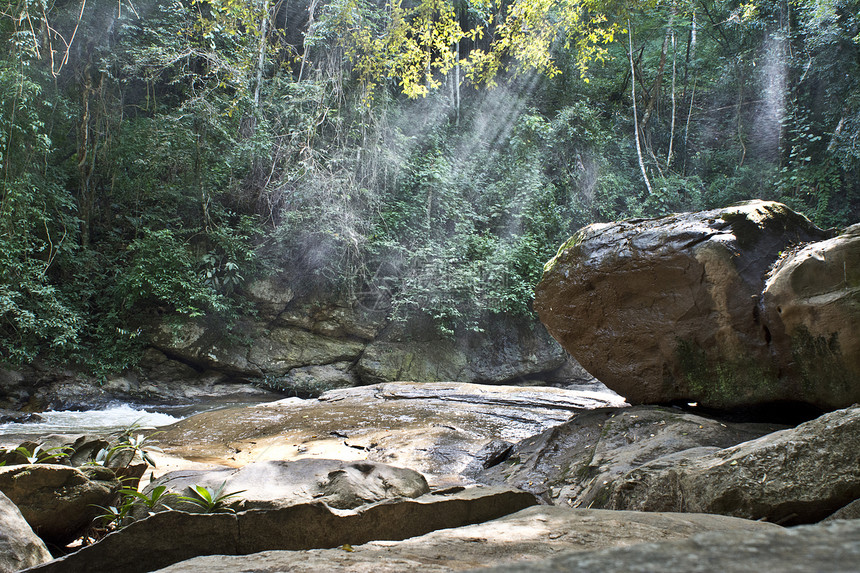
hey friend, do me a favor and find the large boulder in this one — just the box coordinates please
[0,491,52,572]
[598,405,860,524]
[152,382,627,487]
[535,200,839,409]
[761,223,860,407]
[475,405,783,506]
[0,464,121,546]
[150,506,780,573]
[26,486,537,573]
[475,518,860,573]
[132,459,429,517]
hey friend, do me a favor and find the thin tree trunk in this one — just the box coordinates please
[629,21,653,195]
[683,77,696,175]
[641,15,673,131]
[737,69,746,167]
[454,40,460,126]
[254,1,269,108]
[827,116,845,151]
[667,27,677,168]
[77,65,95,247]
[298,0,318,82]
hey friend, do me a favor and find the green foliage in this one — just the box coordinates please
[115,229,227,318]
[90,428,163,469]
[12,444,72,464]
[0,0,859,375]
[178,482,245,513]
[120,485,177,512]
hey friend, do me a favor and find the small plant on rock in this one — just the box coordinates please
[178,482,245,513]
[13,444,72,464]
[121,485,177,516]
[89,492,140,543]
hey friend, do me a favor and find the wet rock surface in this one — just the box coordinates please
[0,464,120,546]
[475,405,785,506]
[149,506,780,573]
[26,486,537,573]
[151,382,628,487]
[0,491,52,573]
[475,518,860,573]
[535,200,842,410]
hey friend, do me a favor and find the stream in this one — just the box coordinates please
[0,404,183,448]
[0,395,279,448]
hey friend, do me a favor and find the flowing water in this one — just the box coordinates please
[0,403,185,448]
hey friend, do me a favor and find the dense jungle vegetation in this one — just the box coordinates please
[1,0,858,372]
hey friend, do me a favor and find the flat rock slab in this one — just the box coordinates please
[152,382,627,486]
[150,506,779,572]
[474,518,860,573]
[25,486,537,573]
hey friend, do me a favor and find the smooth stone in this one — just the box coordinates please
[535,200,835,409]
[131,459,430,518]
[600,405,860,524]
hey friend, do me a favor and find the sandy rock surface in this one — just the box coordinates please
[151,382,627,486]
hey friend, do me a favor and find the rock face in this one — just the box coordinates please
[26,486,537,573]
[0,464,121,546]
[1,275,598,411]
[133,459,429,516]
[0,491,52,572]
[356,315,568,385]
[0,358,283,412]
[599,405,860,524]
[761,223,860,406]
[535,200,842,409]
[476,518,860,573]
[475,405,784,507]
[150,506,780,573]
[152,382,628,487]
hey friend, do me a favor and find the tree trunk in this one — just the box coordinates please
[254,1,269,109]
[629,21,653,195]
[454,40,460,126]
[298,0,318,82]
[667,28,677,168]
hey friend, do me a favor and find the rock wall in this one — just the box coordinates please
[142,285,589,398]
[1,277,594,410]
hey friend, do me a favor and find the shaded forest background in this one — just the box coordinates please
[1,0,858,373]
